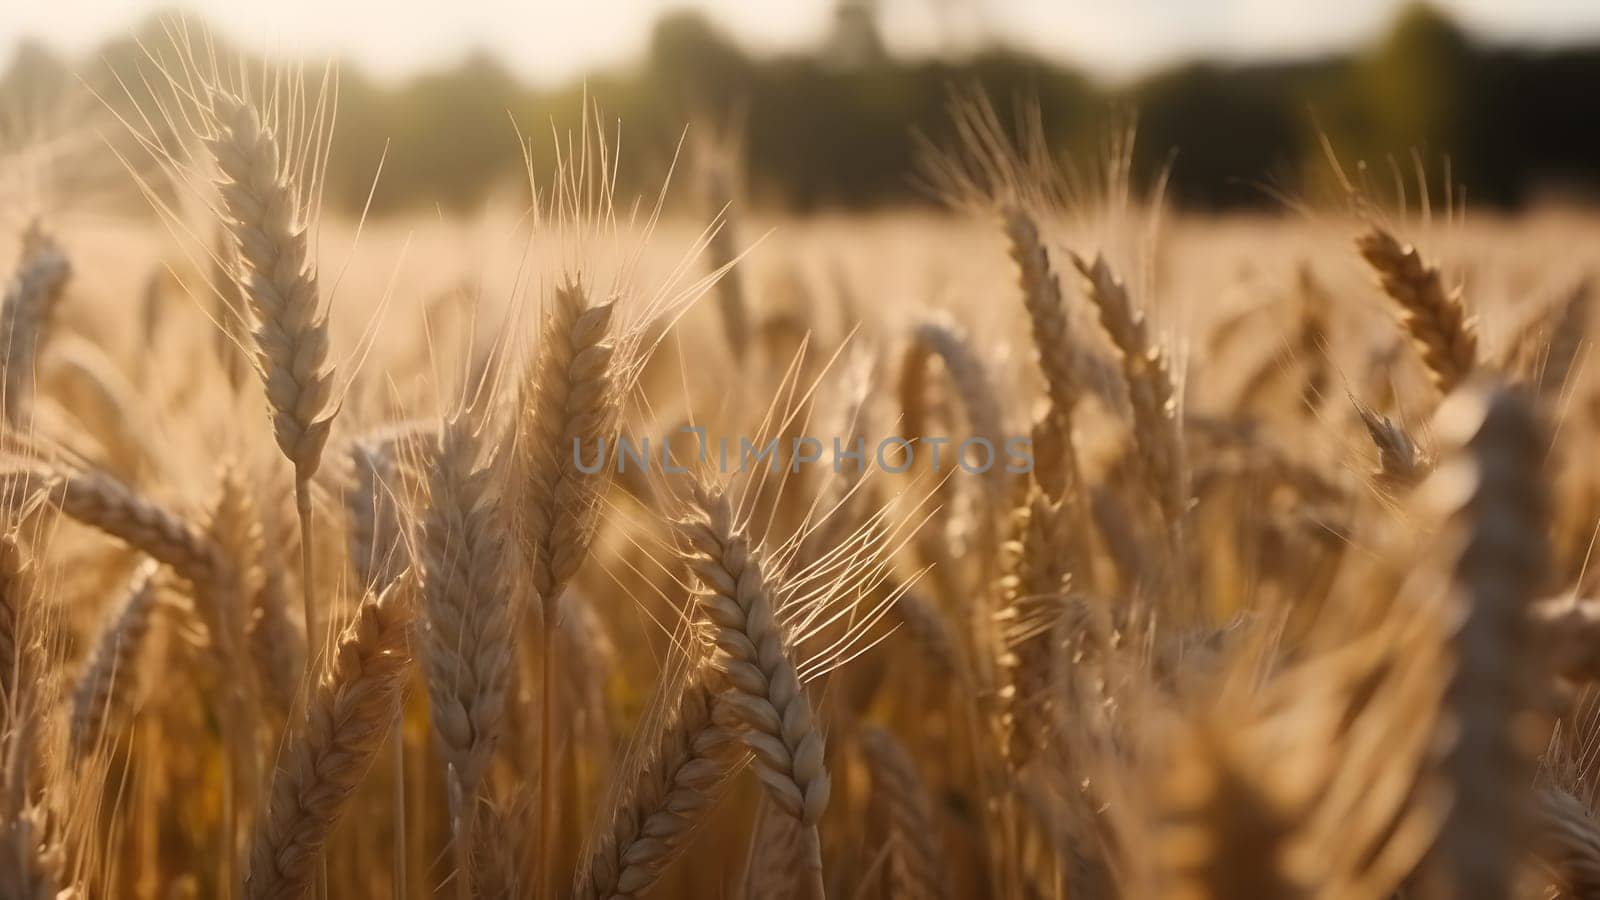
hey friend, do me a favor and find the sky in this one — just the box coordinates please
[7,0,1600,85]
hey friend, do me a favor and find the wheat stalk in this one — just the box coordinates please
[1296,264,1333,412]
[702,153,750,363]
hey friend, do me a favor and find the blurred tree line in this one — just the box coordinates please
[4,3,1599,215]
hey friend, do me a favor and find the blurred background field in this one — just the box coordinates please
[5,1,1600,217]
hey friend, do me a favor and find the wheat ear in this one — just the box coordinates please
[210,226,252,392]
[1352,398,1428,490]
[908,316,1005,432]
[347,435,408,592]
[470,791,530,900]
[1070,250,1187,524]
[0,534,25,717]
[245,579,413,900]
[741,796,812,900]
[1,467,234,633]
[204,91,338,486]
[69,560,160,759]
[0,222,71,427]
[860,726,950,900]
[995,484,1071,766]
[418,413,517,896]
[677,483,830,900]
[0,701,66,899]
[49,468,224,581]
[1504,277,1591,399]
[578,668,741,900]
[1001,207,1082,502]
[906,318,1007,479]
[1413,381,1548,900]
[890,590,964,681]
[209,462,265,663]
[517,278,618,608]
[1002,208,1079,428]
[1355,227,1478,396]
[249,544,301,719]
[204,90,339,660]
[1533,788,1600,897]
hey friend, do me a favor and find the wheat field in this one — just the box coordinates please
[4,34,1600,900]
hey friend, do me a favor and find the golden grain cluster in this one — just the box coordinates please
[2,34,1600,900]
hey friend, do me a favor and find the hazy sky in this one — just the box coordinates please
[8,0,1600,84]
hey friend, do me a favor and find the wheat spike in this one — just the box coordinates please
[1353,397,1428,490]
[1356,227,1478,396]
[204,92,338,485]
[1001,207,1084,502]
[1413,381,1548,900]
[578,667,741,900]
[860,725,950,900]
[1071,250,1187,523]
[0,468,235,648]
[516,278,618,610]
[249,543,302,718]
[0,534,26,717]
[995,484,1071,766]
[1534,788,1600,898]
[245,580,413,900]
[0,222,71,427]
[677,483,830,900]
[0,703,67,900]
[418,412,518,891]
[1001,208,1079,424]
[1504,277,1592,399]
[347,434,408,592]
[905,317,1008,496]
[69,560,159,759]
